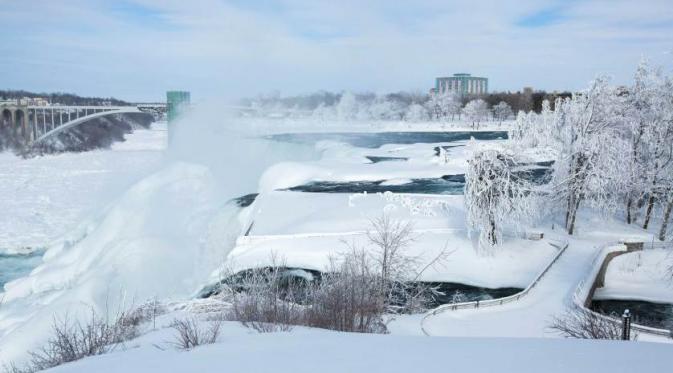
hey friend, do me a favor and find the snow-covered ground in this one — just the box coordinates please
[227,191,556,288]
[595,249,673,304]
[43,321,673,373]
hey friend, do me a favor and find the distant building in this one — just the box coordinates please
[16,97,49,106]
[435,73,488,95]
[166,90,191,145]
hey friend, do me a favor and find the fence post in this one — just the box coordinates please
[622,309,631,341]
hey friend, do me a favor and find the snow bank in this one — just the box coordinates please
[44,329,671,373]
[595,249,673,303]
[222,191,556,288]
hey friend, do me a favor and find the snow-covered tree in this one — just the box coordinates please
[508,61,673,239]
[367,96,405,121]
[660,183,673,241]
[425,93,443,120]
[442,93,462,121]
[621,60,660,225]
[512,110,535,145]
[463,99,489,129]
[405,103,428,122]
[550,77,624,235]
[336,92,358,121]
[492,101,513,124]
[312,103,336,121]
[632,67,673,231]
[465,149,533,252]
[368,98,393,120]
[424,92,460,122]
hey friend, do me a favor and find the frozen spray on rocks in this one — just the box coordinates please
[0,102,318,365]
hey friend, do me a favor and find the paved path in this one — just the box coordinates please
[422,235,602,338]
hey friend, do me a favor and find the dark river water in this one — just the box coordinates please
[591,299,673,330]
[286,166,552,195]
[199,267,522,309]
[268,131,509,148]
[420,282,522,308]
[286,175,466,195]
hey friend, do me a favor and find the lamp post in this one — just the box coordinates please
[621,309,631,341]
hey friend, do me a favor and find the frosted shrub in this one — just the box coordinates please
[170,318,221,350]
[225,252,387,334]
[550,307,628,340]
[227,266,304,333]
[304,250,387,333]
[7,307,149,373]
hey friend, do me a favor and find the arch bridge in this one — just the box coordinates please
[0,104,164,146]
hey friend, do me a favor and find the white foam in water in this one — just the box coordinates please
[380,178,413,186]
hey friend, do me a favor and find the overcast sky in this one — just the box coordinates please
[2,0,673,102]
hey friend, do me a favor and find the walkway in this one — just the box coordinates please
[422,234,612,338]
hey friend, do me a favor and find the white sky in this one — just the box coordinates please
[1,0,673,101]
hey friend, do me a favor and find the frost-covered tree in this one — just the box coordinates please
[465,149,532,252]
[424,92,460,121]
[312,103,337,121]
[443,93,462,121]
[425,93,443,120]
[463,99,489,129]
[512,110,535,146]
[550,77,624,235]
[508,61,673,238]
[368,96,406,121]
[621,60,662,225]
[336,92,358,121]
[634,73,673,230]
[660,185,673,241]
[405,103,428,122]
[492,101,513,124]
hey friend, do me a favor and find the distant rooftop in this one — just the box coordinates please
[453,73,471,77]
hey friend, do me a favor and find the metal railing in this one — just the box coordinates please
[421,238,569,335]
[643,241,673,250]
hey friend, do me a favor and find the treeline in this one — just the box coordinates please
[240,89,572,117]
[0,90,129,106]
